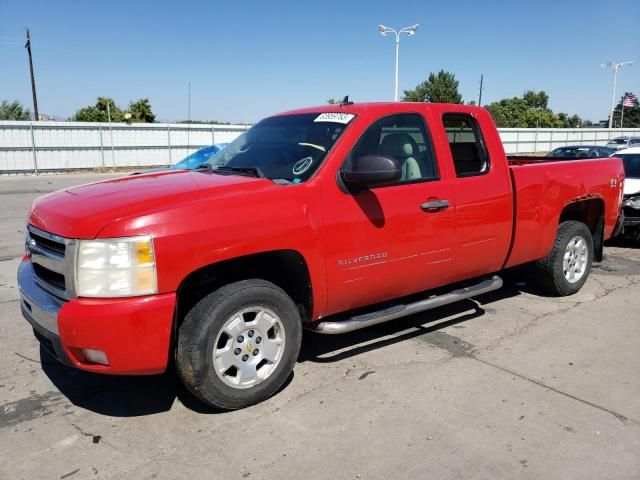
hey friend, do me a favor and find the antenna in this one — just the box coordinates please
[340,95,354,107]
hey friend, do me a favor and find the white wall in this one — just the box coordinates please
[498,128,640,154]
[1,121,639,174]
[0,121,249,174]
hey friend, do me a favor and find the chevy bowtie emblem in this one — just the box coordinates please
[246,342,254,353]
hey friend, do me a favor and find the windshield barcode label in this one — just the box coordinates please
[314,113,355,124]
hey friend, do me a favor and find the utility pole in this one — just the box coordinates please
[25,28,39,121]
[478,74,484,107]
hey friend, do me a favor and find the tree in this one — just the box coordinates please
[485,91,582,128]
[403,70,462,104]
[523,90,549,109]
[128,98,155,123]
[72,97,156,123]
[0,100,31,120]
[326,98,338,105]
[72,97,123,122]
[611,94,640,128]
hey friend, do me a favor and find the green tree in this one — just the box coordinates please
[326,98,338,105]
[128,98,156,123]
[403,70,462,104]
[485,91,581,128]
[0,100,31,120]
[523,90,549,109]
[611,94,640,128]
[72,97,123,122]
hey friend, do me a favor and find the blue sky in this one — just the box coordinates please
[1,0,639,123]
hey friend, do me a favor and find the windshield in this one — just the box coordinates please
[617,154,640,178]
[609,138,628,145]
[205,113,353,182]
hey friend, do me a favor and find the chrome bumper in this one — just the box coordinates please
[18,260,64,335]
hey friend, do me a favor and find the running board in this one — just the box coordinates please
[311,276,503,334]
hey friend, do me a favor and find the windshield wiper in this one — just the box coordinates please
[208,165,265,178]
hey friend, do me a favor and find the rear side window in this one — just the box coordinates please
[442,113,490,177]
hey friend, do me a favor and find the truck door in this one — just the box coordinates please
[439,112,513,280]
[321,112,456,315]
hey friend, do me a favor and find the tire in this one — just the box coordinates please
[176,279,302,410]
[535,220,594,296]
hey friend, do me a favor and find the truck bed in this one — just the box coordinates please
[507,155,612,165]
[504,156,624,268]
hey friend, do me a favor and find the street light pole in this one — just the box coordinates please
[601,60,633,129]
[378,24,419,102]
[394,36,400,102]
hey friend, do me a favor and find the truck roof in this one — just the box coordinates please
[271,102,481,118]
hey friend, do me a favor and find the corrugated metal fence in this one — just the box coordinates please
[1,121,639,175]
[0,121,250,174]
[499,127,640,155]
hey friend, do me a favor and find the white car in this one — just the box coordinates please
[611,147,640,238]
[606,136,640,151]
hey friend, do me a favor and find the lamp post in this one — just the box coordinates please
[601,60,633,129]
[378,24,419,102]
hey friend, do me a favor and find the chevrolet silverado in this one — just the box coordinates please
[18,102,624,409]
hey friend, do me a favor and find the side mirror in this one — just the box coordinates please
[340,155,401,188]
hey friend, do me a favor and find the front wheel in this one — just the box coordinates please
[535,220,594,296]
[176,279,302,410]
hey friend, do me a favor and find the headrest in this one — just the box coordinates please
[379,133,417,158]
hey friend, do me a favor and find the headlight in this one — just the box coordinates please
[623,196,640,210]
[75,236,157,297]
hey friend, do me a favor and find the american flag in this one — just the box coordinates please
[623,92,637,107]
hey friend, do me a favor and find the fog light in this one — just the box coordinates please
[82,348,109,365]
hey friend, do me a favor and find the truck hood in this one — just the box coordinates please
[28,170,275,238]
[624,178,640,196]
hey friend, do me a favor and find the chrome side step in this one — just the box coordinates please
[311,276,503,334]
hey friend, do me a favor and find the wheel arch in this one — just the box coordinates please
[559,197,605,261]
[174,249,313,332]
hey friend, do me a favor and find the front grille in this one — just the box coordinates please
[30,231,66,257]
[33,263,66,291]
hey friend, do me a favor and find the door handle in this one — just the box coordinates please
[421,199,449,212]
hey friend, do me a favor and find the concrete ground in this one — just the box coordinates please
[1,173,639,480]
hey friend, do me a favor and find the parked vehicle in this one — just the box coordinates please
[171,144,229,170]
[130,144,230,175]
[18,103,624,409]
[611,147,640,238]
[546,145,615,158]
[605,137,640,151]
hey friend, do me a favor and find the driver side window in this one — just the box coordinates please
[346,114,439,183]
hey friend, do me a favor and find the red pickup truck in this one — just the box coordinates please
[18,102,624,409]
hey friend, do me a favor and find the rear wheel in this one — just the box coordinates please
[535,220,593,296]
[176,279,302,410]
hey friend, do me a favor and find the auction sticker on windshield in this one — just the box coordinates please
[314,113,355,124]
